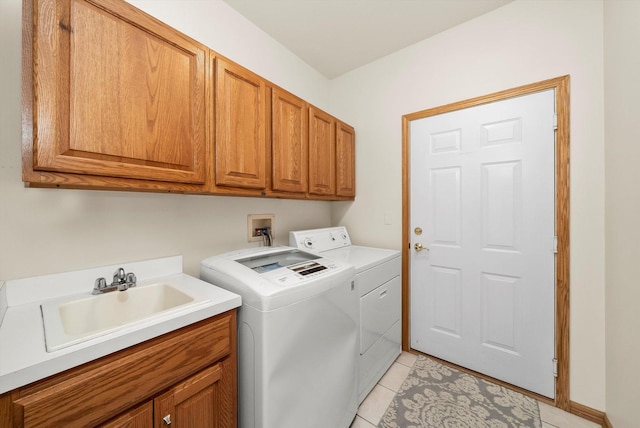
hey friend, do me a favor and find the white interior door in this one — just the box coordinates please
[409,90,556,398]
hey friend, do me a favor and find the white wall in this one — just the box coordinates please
[604,1,640,426]
[330,0,606,410]
[0,0,333,280]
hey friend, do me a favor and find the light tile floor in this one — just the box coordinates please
[351,352,601,428]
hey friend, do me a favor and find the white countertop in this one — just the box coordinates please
[0,256,241,394]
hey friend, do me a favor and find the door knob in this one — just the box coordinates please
[414,243,428,252]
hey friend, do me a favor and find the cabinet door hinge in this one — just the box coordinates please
[553,113,558,130]
[553,236,558,254]
[552,358,558,377]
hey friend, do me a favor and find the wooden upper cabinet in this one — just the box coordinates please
[27,0,208,184]
[215,57,267,190]
[22,0,354,198]
[336,121,356,197]
[271,88,308,193]
[308,107,336,196]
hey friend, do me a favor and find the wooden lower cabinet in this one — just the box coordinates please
[1,311,237,428]
[100,361,230,428]
[101,402,153,428]
[154,363,224,428]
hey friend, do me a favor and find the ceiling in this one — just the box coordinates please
[222,0,513,79]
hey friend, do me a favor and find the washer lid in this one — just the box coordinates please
[236,249,320,273]
[200,246,355,311]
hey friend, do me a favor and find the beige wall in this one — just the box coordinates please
[330,0,606,410]
[604,1,640,426]
[0,0,333,280]
[2,0,618,415]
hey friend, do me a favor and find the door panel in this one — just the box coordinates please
[431,167,461,245]
[410,90,556,398]
[481,161,522,250]
[481,273,521,354]
[431,266,461,337]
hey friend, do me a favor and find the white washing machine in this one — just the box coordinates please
[200,246,358,428]
[289,227,401,403]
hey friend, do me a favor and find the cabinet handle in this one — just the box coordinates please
[163,414,172,425]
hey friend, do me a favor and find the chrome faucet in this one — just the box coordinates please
[92,267,137,294]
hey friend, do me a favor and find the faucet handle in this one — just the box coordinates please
[113,267,126,283]
[125,272,137,287]
[93,277,107,294]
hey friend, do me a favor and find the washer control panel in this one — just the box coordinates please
[289,226,352,252]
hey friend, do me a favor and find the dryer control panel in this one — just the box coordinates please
[289,226,351,252]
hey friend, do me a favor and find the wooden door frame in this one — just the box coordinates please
[401,75,570,411]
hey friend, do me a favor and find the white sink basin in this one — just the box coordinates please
[41,283,210,352]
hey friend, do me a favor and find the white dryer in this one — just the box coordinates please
[289,227,401,403]
[200,246,358,428]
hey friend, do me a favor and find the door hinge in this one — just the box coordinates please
[552,358,558,377]
[553,113,558,130]
[553,236,558,254]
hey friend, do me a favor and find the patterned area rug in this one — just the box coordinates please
[378,356,542,428]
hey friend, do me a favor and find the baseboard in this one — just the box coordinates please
[570,401,608,427]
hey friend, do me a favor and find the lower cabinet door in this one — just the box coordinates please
[101,402,153,428]
[154,364,223,428]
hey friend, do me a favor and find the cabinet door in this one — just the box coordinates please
[272,89,308,193]
[30,0,207,184]
[101,402,153,428]
[336,121,356,197]
[308,107,336,195]
[154,364,224,428]
[215,57,267,189]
